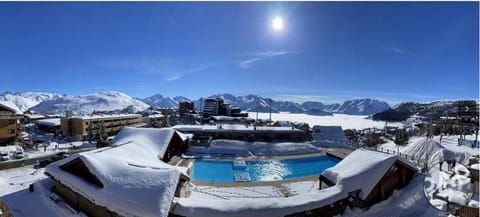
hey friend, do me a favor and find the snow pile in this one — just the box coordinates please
[0,100,23,115]
[342,173,447,217]
[30,91,150,115]
[322,149,416,200]
[173,149,416,217]
[0,92,62,112]
[46,127,186,217]
[424,164,474,210]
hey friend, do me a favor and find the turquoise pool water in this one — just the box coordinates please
[193,155,341,182]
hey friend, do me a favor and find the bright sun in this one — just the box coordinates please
[272,17,284,31]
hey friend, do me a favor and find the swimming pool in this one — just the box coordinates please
[193,155,341,182]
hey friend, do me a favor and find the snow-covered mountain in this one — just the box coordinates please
[141,93,391,115]
[0,92,63,112]
[142,94,178,108]
[30,91,150,115]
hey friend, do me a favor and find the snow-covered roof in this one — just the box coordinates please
[321,149,416,200]
[46,127,187,217]
[0,101,23,115]
[24,114,46,119]
[35,118,60,127]
[112,127,178,159]
[173,124,302,133]
[68,114,141,120]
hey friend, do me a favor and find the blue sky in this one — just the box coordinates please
[0,2,478,105]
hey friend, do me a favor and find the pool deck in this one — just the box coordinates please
[180,147,353,197]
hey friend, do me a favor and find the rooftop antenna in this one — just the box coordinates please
[269,99,272,124]
[256,101,259,121]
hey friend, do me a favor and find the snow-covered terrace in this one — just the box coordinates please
[172,149,417,217]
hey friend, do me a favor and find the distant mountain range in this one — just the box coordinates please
[0,91,149,115]
[0,91,391,116]
[140,93,391,116]
[372,100,477,122]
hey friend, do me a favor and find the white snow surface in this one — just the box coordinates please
[46,127,186,217]
[0,100,23,115]
[248,113,402,130]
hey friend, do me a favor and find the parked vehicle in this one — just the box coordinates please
[14,150,25,159]
[0,151,9,161]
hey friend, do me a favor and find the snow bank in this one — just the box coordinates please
[46,127,186,217]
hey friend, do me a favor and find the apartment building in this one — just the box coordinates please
[0,101,23,145]
[61,114,142,140]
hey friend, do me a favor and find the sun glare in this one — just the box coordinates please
[272,17,284,31]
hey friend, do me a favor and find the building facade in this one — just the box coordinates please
[61,114,142,140]
[0,101,23,146]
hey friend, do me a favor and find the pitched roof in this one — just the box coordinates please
[46,127,187,217]
[0,101,23,115]
[321,149,416,200]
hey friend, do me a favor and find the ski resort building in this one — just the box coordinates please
[0,101,23,145]
[312,125,348,148]
[60,114,142,140]
[35,118,61,134]
[173,124,305,141]
[45,128,190,217]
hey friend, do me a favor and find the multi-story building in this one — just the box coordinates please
[179,101,194,115]
[61,114,142,140]
[203,98,223,117]
[0,101,23,145]
[202,98,248,118]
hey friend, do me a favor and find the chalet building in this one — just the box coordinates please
[60,114,142,140]
[35,118,61,135]
[45,127,190,217]
[312,126,348,147]
[0,101,23,146]
[142,113,166,128]
[22,113,47,124]
[318,149,417,209]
